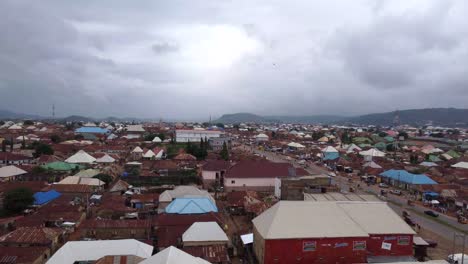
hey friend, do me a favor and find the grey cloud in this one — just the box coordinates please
[151,42,179,54]
[1,0,468,119]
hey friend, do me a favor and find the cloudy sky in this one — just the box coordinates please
[1,0,467,120]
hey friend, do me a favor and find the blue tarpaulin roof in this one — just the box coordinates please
[33,190,61,205]
[323,152,340,161]
[75,127,109,134]
[379,169,438,185]
[165,197,218,214]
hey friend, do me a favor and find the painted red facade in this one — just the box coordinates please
[367,234,413,257]
[264,237,368,264]
[261,234,413,264]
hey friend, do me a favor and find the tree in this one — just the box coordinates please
[341,131,352,144]
[23,120,34,126]
[3,188,34,213]
[74,134,84,140]
[10,137,13,152]
[378,132,388,137]
[0,121,4,126]
[33,143,54,158]
[31,166,47,174]
[1,140,6,152]
[220,142,229,161]
[215,123,225,128]
[50,134,61,143]
[398,131,409,140]
[144,133,157,141]
[93,173,113,185]
[157,133,166,141]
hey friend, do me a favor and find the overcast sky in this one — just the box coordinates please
[1,0,467,120]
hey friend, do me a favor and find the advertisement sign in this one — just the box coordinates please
[303,241,316,252]
[353,241,366,251]
[382,242,392,250]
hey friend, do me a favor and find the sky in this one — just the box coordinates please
[1,0,468,120]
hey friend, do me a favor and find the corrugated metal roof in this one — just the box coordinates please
[253,201,369,239]
[380,169,438,185]
[47,239,153,264]
[338,202,416,235]
[75,127,109,134]
[182,222,229,243]
[253,201,415,240]
[165,198,218,214]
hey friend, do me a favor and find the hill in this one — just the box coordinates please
[346,108,468,126]
[216,108,468,126]
[215,113,278,123]
[0,109,44,120]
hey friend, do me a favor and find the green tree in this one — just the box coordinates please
[23,120,34,126]
[1,140,6,152]
[341,131,352,144]
[215,123,225,128]
[398,131,409,140]
[74,134,84,140]
[157,133,166,141]
[93,173,113,185]
[144,133,157,141]
[32,166,47,174]
[3,188,34,213]
[378,132,388,137]
[33,143,54,158]
[50,134,61,143]
[220,142,229,161]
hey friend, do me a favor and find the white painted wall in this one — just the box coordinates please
[224,177,276,188]
[202,170,218,180]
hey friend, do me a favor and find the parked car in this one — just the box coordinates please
[424,210,439,217]
[448,253,468,264]
[379,183,389,188]
[390,189,402,196]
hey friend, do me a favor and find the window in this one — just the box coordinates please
[231,180,235,184]
[303,241,316,251]
[398,236,410,245]
[353,241,366,250]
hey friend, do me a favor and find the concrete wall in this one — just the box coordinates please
[224,177,276,189]
[202,171,218,181]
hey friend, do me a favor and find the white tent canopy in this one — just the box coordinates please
[287,142,305,149]
[420,161,438,167]
[132,146,144,153]
[451,162,468,169]
[0,165,27,179]
[322,146,338,153]
[347,144,362,153]
[182,222,229,244]
[152,136,162,143]
[96,154,116,163]
[65,150,96,164]
[359,148,385,157]
[139,246,211,264]
[363,161,382,169]
[143,149,156,158]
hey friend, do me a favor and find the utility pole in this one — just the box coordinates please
[452,233,466,263]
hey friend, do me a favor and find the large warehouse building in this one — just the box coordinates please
[252,201,416,264]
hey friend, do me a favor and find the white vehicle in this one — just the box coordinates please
[448,253,468,264]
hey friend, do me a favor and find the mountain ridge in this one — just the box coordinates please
[215,108,468,126]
